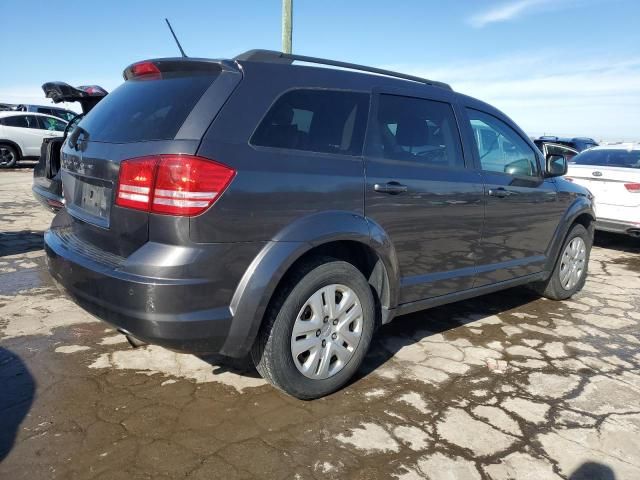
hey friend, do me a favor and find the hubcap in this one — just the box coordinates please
[290,284,363,380]
[559,237,586,290]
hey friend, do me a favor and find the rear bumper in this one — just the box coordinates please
[45,226,265,354]
[32,184,64,212]
[596,218,640,236]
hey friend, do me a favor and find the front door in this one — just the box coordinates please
[464,107,565,285]
[364,91,484,304]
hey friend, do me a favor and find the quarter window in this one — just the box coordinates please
[371,94,464,168]
[251,89,369,156]
[467,109,539,177]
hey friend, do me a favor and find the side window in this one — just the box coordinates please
[251,89,369,156]
[2,115,30,128]
[39,116,66,132]
[25,116,41,129]
[467,108,539,177]
[371,94,464,168]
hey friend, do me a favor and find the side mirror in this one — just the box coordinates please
[545,153,568,177]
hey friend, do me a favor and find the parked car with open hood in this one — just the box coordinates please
[0,111,67,168]
[45,50,595,399]
[32,82,108,210]
[567,143,640,237]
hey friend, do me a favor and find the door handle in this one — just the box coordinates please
[374,182,408,195]
[487,187,513,198]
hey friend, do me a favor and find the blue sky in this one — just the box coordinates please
[2,0,639,140]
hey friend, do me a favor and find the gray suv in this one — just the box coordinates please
[45,50,595,399]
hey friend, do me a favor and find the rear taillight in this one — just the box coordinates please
[625,183,640,193]
[116,157,157,211]
[116,155,235,216]
[130,61,162,79]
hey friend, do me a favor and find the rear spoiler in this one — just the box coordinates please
[122,58,233,81]
[41,82,108,114]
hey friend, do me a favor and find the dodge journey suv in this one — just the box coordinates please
[45,50,595,399]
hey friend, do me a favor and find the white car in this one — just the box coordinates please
[566,143,640,237]
[0,111,67,168]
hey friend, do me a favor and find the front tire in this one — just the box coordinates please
[251,258,375,399]
[535,223,591,300]
[0,144,18,168]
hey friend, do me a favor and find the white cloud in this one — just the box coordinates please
[469,0,558,28]
[386,53,640,141]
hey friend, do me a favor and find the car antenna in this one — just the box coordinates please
[165,18,187,58]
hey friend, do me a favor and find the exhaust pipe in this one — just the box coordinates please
[117,328,148,348]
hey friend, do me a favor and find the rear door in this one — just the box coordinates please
[2,114,45,156]
[463,107,565,285]
[364,89,484,304]
[60,60,240,257]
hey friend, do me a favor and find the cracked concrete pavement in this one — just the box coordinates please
[1,169,640,479]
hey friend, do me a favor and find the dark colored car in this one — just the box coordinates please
[16,104,78,123]
[45,50,595,399]
[535,136,598,153]
[32,82,108,211]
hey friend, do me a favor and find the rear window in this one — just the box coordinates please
[77,71,219,143]
[251,89,370,156]
[572,149,640,169]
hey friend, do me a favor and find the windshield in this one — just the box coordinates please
[571,149,640,169]
[77,71,219,143]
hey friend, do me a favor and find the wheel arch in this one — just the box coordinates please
[544,198,595,273]
[0,139,23,159]
[220,211,400,357]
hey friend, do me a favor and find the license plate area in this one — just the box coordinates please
[62,170,113,228]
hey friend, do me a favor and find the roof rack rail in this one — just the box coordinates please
[234,49,452,91]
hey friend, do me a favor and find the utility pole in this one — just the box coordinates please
[282,0,293,53]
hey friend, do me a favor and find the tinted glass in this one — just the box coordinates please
[2,115,29,128]
[467,109,538,177]
[58,111,78,122]
[572,149,640,169]
[372,95,464,168]
[547,143,578,161]
[39,108,74,122]
[39,116,67,132]
[78,71,219,143]
[251,89,369,156]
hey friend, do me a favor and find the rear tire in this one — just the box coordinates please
[251,258,375,399]
[0,144,18,168]
[534,223,591,300]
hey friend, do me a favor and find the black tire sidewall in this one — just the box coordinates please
[263,261,375,399]
[0,145,18,168]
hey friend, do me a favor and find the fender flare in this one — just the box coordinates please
[219,210,400,357]
[544,195,595,273]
